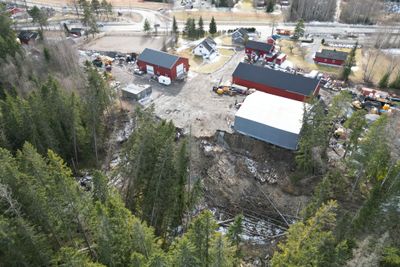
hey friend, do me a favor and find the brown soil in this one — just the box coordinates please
[191,131,310,218]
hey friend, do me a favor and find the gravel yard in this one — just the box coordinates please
[111,50,246,137]
[82,34,167,53]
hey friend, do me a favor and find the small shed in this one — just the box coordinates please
[137,48,189,80]
[314,49,348,66]
[275,53,287,65]
[234,91,306,150]
[122,84,152,101]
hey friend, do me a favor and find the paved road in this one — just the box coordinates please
[12,0,400,43]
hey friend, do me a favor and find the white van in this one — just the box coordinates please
[158,76,171,86]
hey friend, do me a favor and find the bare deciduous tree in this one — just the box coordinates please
[289,0,336,22]
[340,0,383,24]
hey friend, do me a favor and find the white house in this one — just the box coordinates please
[193,37,218,60]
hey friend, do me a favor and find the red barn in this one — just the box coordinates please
[245,40,276,62]
[137,48,189,80]
[232,63,320,102]
[314,49,348,66]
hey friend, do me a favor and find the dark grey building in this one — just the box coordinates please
[234,91,306,150]
[122,84,152,101]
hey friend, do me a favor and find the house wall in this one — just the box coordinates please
[232,76,319,102]
[234,116,300,150]
[137,57,189,80]
[314,57,345,66]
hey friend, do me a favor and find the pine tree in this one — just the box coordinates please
[341,42,357,81]
[389,71,400,89]
[143,18,152,34]
[172,16,178,34]
[106,2,113,19]
[186,18,196,39]
[378,72,390,89]
[296,99,328,175]
[198,16,205,38]
[293,19,305,39]
[91,0,101,15]
[28,6,48,38]
[271,200,350,266]
[227,214,243,262]
[0,12,20,60]
[83,66,112,167]
[101,0,108,18]
[266,0,275,13]
[209,16,217,35]
[120,108,192,238]
[170,237,201,266]
[186,210,217,266]
[209,233,235,267]
[343,109,367,158]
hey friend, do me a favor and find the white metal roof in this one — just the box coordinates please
[122,84,150,95]
[235,91,307,134]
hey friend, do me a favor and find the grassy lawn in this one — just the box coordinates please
[172,10,282,22]
[175,48,235,74]
[215,35,233,46]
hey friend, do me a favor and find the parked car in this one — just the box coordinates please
[134,68,144,75]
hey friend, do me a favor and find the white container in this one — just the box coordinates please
[158,76,171,86]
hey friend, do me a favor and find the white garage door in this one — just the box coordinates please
[176,63,184,76]
[146,65,154,75]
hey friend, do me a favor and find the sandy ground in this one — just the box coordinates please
[82,34,166,53]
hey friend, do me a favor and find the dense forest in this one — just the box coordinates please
[1,2,400,266]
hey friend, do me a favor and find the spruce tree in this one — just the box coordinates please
[341,42,357,81]
[227,214,243,262]
[209,16,217,35]
[172,16,178,34]
[91,0,101,15]
[293,19,305,39]
[266,0,275,13]
[0,12,20,60]
[271,200,349,266]
[83,66,112,167]
[198,16,205,38]
[143,18,152,34]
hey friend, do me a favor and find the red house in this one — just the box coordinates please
[314,49,348,66]
[245,40,276,62]
[137,48,189,80]
[232,63,320,102]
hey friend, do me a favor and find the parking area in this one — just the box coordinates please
[111,50,246,137]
